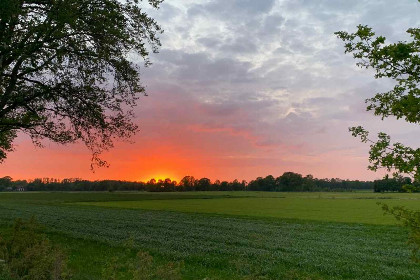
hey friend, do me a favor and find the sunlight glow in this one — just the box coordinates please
[142,172,179,182]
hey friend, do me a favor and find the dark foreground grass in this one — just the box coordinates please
[0,192,419,280]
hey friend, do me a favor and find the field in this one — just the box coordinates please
[1,191,420,279]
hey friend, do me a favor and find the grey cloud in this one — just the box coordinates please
[262,14,285,34]
[188,0,275,20]
[148,49,258,89]
[197,37,222,49]
[140,0,419,164]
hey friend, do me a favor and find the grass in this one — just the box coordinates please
[75,192,420,225]
[1,191,420,279]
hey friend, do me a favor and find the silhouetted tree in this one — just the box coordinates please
[0,175,12,191]
[179,176,196,191]
[337,5,420,264]
[196,178,211,191]
[277,172,304,191]
[0,0,163,166]
[0,173,374,192]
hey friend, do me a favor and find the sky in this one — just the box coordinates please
[2,0,420,182]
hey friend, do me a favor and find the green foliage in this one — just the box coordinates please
[337,4,420,267]
[402,184,420,193]
[336,14,420,180]
[381,203,420,263]
[0,173,374,192]
[0,0,163,166]
[0,217,70,280]
[373,175,412,192]
[349,126,420,181]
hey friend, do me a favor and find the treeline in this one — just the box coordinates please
[373,176,418,193]
[0,172,375,192]
[247,173,372,192]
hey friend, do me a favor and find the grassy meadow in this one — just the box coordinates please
[1,191,420,279]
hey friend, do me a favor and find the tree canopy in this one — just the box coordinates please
[336,2,420,262]
[0,0,163,166]
[335,7,420,181]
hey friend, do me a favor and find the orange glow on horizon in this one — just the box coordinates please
[140,172,180,183]
[0,126,386,183]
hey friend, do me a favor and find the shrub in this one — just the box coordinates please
[0,217,70,280]
[102,239,183,280]
[381,203,420,263]
[402,184,420,193]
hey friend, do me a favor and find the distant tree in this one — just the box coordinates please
[229,179,245,191]
[302,175,316,191]
[247,177,264,191]
[196,178,211,191]
[147,178,156,191]
[0,175,12,186]
[179,176,196,191]
[0,0,163,167]
[277,172,303,191]
[219,180,229,191]
[0,175,12,191]
[161,178,176,192]
[262,175,276,191]
[212,179,221,191]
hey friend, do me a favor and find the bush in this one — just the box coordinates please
[102,239,183,280]
[0,217,70,280]
[381,203,420,263]
[402,184,420,193]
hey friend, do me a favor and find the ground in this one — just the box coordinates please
[0,191,420,279]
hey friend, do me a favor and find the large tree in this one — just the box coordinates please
[0,0,163,167]
[335,7,420,181]
[336,0,420,262]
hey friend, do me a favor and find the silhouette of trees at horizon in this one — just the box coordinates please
[0,172,380,192]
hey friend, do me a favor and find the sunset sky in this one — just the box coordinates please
[2,0,420,182]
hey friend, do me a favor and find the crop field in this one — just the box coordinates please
[1,191,420,279]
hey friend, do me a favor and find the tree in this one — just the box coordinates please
[277,172,303,191]
[335,12,420,181]
[0,0,163,167]
[196,177,211,191]
[0,175,12,191]
[179,176,196,191]
[336,0,420,262]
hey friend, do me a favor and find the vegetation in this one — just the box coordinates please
[75,192,420,225]
[1,191,420,279]
[381,204,420,264]
[102,245,183,280]
[336,0,420,267]
[335,1,420,181]
[0,0,163,166]
[7,171,420,193]
[0,218,69,280]
[373,175,415,192]
[0,172,375,192]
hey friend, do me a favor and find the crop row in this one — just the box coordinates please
[0,201,418,279]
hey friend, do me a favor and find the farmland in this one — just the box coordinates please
[1,191,420,279]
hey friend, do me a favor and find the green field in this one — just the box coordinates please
[75,192,420,225]
[1,191,420,279]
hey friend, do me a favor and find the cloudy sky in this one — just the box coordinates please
[2,0,420,182]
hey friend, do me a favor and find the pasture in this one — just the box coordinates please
[1,191,420,279]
